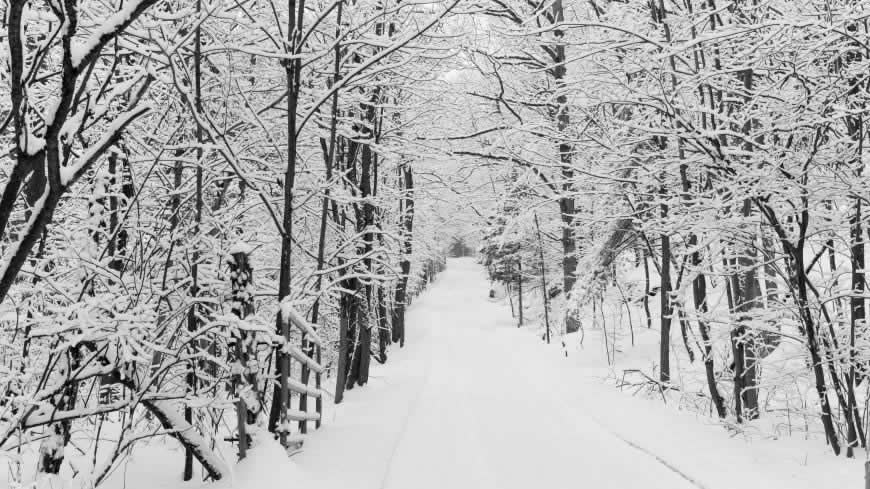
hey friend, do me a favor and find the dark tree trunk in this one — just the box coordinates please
[792,254,840,454]
[184,5,205,474]
[730,201,761,421]
[344,286,364,389]
[642,247,652,329]
[756,199,841,454]
[535,214,551,344]
[517,260,524,327]
[678,153,726,417]
[268,0,305,442]
[305,0,344,425]
[549,0,577,299]
[392,164,414,347]
[845,23,865,455]
[659,198,672,384]
[335,292,352,404]
[377,287,390,362]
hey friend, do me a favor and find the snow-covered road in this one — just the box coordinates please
[295,258,700,489]
[93,258,856,489]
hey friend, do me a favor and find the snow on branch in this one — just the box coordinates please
[70,0,162,72]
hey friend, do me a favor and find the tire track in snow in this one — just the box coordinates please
[509,331,709,489]
[557,381,708,488]
[375,325,437,489]
[597,426,708,489]
[561,378,709,488]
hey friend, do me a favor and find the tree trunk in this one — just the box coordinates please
[517,260,524,327]
[659,197,672,384]
[792,252,840,454]
[678,147,726,417]
[377,287,390,361]
[535,214,551,344]
[183,4,205,475]
[549,0,577,298]
[845,24,865,454]
[268,0,304,442]
[392,164,414,347]
[335,293,351,404]
[730,200,761,421]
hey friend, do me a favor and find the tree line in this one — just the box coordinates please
[472,0,870,460]
[0,0,457,483]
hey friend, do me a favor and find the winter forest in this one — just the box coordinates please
[3,0,870,486]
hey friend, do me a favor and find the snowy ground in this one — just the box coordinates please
[290,258,862,489]
[58,257,861,489]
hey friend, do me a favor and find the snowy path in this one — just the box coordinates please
[94,258,855,489]
[294,258,700,489]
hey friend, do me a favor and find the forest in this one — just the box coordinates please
[2,0,870,486]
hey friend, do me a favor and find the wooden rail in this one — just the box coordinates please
[279,301,325,439]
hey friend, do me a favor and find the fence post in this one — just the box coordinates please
[229,245,255,458]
